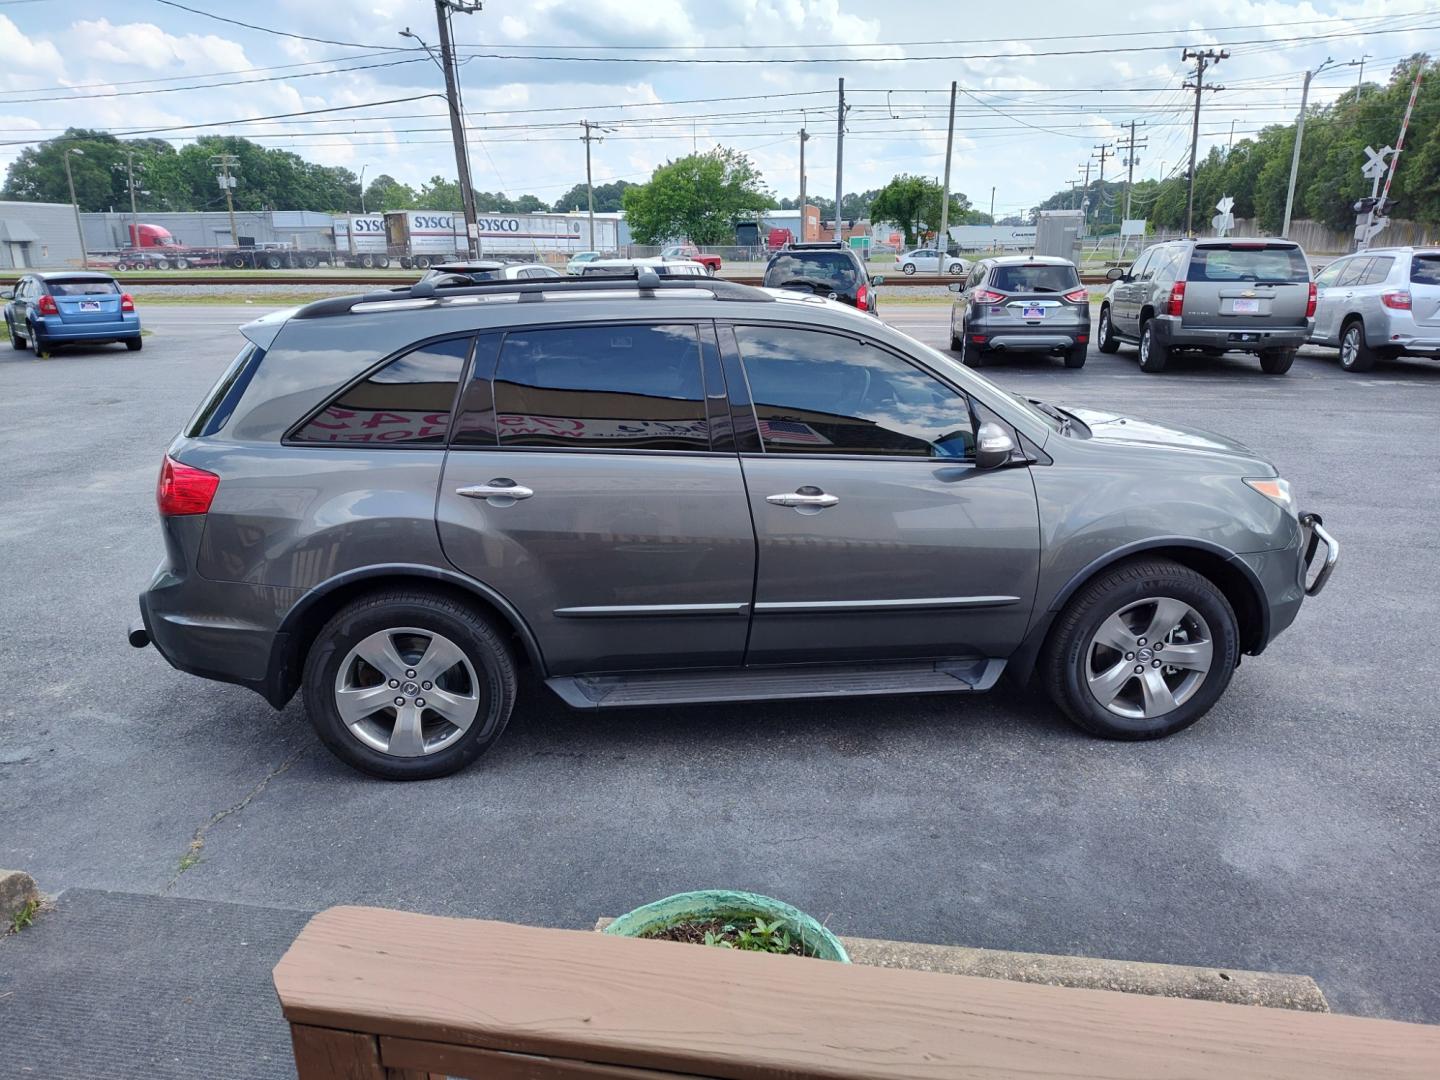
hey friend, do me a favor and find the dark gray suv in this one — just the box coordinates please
[133,271,1337,779]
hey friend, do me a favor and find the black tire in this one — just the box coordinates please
[227,254,247,269]
[302,590,517,780]
[1137,319,1168,372]
[301,254,319,269]
[413,256,430,269]
[902,263,916,275]
[1042,558,1239,740]
[960,333,984,367]
[1338,318,1377,373]
[264,254,284,270]
[125,336,143,351]
[1063,344,1087,369]
[154,258,171,270]
[7,316,26,350]
[1259,347,1295,375]
[950,330,963,352]
[376,256,391,269]
[1096,305,1120,353]
[360,254,375,269]
[947,262,964,275]
[29,321,50,357]
[174,257,190,270]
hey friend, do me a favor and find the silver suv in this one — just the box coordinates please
[1098,238,1315,374]
[1308,247,1440,371]
[132,270,1336,779]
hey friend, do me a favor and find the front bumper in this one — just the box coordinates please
[38,315,140,341]
[1234,511,1337,652]
[1300,512,1339,596]
[1152,314,1309,351]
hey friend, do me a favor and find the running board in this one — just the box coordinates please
[546,658,1006,710]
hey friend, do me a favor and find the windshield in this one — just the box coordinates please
[989,264,1079,293]
[765,252,858,289]
[1187,244,1309,283]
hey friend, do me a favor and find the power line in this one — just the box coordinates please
[149,0,406,51]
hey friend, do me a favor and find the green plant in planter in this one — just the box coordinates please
[704,917,794,954]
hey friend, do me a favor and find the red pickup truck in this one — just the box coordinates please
[660,244,722,276]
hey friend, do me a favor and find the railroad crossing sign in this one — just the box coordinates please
[1211,195,1235,236]
[1361,145,1393,180]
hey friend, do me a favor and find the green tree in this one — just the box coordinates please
[869,175,976,247]
[363,174,416,212]
[622,148,772,244]
[551,180,635,213]
[414,176,461,210]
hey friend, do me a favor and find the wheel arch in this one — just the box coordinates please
[1007,539,1269,686]
[264,564,546,709]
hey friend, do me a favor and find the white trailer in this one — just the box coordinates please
[384,210,621,267]
[332,214,393,267]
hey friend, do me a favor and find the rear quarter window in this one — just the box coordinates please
[1411,255,1440,285]
[1187,245,1309,283]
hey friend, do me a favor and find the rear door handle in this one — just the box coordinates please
[457,479,534,504]
[767,489,839,510]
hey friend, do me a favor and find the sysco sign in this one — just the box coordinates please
[409,213,455,232]
[347,214,386,253]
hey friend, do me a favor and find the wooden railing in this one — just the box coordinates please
[273,906,1440,1080]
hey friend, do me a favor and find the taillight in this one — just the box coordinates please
[1305,282,1317,318]
[1166,281,1186,317]
[1063,287,1089,304]
[973,289,1005,304]
[1381,290,1412,310]
[37,294,58,315]
[157,455,219,517]
[855,283,869,310]
[121,293,136,312]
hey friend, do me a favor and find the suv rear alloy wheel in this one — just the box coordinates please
[302,591,516,780]
[1339,319,1377,373]
[1096,306,1120,353]
[1043,559,1239,739]
[1259,347,1296,375]
[1138,320,1168,372]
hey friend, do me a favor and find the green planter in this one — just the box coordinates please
[604,890,850,963]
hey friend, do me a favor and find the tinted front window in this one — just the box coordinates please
[989,264,1079,292]
[493,324,708,451]
[1187,245,1309,283]
[1361,257,1395,285]
[1410,255,1440,285]
[735,325,974,459]
[1313,260,1347,288]
[765,253,859,290]
[50,280,119,296]
[291,337,469,445]
[1336,258,1370,288]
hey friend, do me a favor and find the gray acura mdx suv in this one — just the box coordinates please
[133,270,1337,779]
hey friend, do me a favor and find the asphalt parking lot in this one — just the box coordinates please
[2,302,1438,1026]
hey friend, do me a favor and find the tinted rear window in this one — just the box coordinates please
[49,280,119,296]
[765,253,859,290]
[988,264,1079,293]
[1411,255,1440,285]
[1187,245,1309,283]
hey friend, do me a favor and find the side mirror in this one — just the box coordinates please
[1105,266,1126,282]
[975,422,1017,470]
[947,282,963,293]
[870,275,885,286]
[0,289,13,300]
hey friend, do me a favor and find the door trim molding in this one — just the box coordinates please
[753,596,1020,614]
[553,602,751,619]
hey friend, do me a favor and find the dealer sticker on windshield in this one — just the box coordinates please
[1022,304,1045,319]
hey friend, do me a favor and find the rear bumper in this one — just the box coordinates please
[37,314,140,340]
[1153,314,1309,350]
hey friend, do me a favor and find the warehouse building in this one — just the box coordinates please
[81,210,338,253]
[0,200,87,269]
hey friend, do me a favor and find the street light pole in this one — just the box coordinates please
[798,127,809,242]
[937,81,957,257]
[63,148,88,268]
[359,163,368,214]
[1282,58,1333,238]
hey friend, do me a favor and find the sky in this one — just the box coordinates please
[1,0,1437,219]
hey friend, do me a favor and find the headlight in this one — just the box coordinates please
[1244,476,1296,513]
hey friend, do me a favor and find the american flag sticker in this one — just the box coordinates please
[759,418,832,445]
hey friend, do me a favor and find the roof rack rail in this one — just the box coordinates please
[294,269,773,319]
[785,241,847,250]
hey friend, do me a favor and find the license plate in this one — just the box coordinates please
[1231,298,1260,314]
[1022,305,1046,319]
[79,300,101,311]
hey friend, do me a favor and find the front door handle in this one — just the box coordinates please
[767,488,839,513]
[457,479,534,506]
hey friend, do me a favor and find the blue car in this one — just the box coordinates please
[3,271,142,355]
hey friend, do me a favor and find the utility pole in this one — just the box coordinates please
[834,77,845,243]
[989,185,995,224]
[125,150,141,252]
[580,120,604,252]
[210,153,240,247]
[1282,58,1333,238]
[798,127,809,241]
[1079,160,1092,226]
[63,147,88,268]
[1118,120,1148,223]
[1356,53,1372,96]
[1066,178,1083,209]
[937,81,957,255]
[1091,142,1112,226]
[1182,47,1227,235]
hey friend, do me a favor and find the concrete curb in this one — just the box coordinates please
[0,869,40,925]
[594,918,1328,1013]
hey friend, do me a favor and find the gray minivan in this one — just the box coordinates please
[1098,239,1315,373]
[132,271,1336,779]
[1308,247,1440,371]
